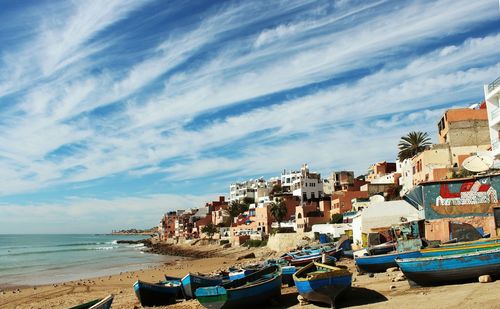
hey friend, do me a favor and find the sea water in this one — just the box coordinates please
[0,234,171,286]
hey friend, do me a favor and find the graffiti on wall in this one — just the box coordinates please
[430,179,498,216]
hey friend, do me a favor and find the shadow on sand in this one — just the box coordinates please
[271,287,388,308]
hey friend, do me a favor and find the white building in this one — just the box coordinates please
[485,76,500,159]
[311,223,352,238]
[229,178,271,202]
[281,169,303,193]
[351,200,423,247]
[290,164,323,201]
[397,159,414,196]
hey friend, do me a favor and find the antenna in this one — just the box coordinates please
[462,155,493,173]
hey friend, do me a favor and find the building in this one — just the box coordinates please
[291,164,323,201]
[351,200,423,247]
[331,190,369,214]
[412,106,491,185]
[397,159,414,196]
[230,203,273,239]
[295,199,332,233]
[484,76,500,158]
[366,162,397,182]
[229,178,272,202]
[281,169,303,193]
[323,171,354,194]
[405,175,500,242]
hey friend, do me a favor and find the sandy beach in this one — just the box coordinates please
[1,243,499,309]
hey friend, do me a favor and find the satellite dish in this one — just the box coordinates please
[369,195,385,203]
[462,155,493,172]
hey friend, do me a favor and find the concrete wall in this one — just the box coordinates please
[267,232,314,252]
[424,216,496,242]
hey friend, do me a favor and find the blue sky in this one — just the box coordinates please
[0,0,499,233]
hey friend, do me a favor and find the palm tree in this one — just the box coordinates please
[398,131,431,160]
[228,200,245,225]
[269,198,287,229]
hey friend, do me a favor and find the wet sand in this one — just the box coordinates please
[1,244,499,309]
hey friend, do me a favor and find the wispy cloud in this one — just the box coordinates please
[0,0,499,232]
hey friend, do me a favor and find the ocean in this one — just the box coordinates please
[0,234,172,287]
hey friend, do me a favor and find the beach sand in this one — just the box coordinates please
[1,244,499,309]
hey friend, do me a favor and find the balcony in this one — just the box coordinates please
[490,107,500,126]
[488,76,500,94]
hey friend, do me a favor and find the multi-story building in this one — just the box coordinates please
[397,159,414,196]
[291,164,324,201]
[413,105,490,185]
[323,171,354,194]
[366,162,397,182]
[281,169,303,193]
[485,76,500,158]
[229,178,270,202]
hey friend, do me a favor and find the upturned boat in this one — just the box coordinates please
[133,279,181,306]
[195,265,282,309]
[396,247,500,286]
[293,262,352,308]
[181,272,224,299]
[69,294,114,309]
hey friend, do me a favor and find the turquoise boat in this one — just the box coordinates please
[293,262,351,308]
[69,294,114,309]
[181,273,225,299]
[195,265,282,309]
[396,247,500,286]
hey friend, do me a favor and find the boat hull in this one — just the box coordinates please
[196,266,282,309]
[397,248,500,286]
[133,280,179,307]
[355,251,422,273]
[181,273,223,299]
[293,262,352,308]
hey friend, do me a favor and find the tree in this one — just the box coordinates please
[330,213,343,224]
[201,223,218,240]
[228,200,243,218]
[397,131,431,160]
[270,198,287,229]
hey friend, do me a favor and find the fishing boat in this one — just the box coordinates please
[133,279,181,306]
[367,242,396,255]
[422,239,500,257]
[397,247,500,286]
[69,294,114,309]
[181,272,224,299]
[293,262,352,308]
[355,250,422,273]
[195,265,282,309]
[281,265,298,287]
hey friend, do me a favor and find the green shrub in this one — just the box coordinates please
[220,239,230,245]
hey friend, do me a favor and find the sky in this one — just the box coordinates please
[0,0,499,233]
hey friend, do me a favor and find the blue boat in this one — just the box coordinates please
[281,265,298,287]
[396,247,500,286]
[293,262,352,308]
[133,279,181,306]
[69,294,114,309]
[181,273,224,299]
[195,265,282,309]
[355,250,422,273]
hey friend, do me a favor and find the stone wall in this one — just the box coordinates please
[267,232,314,253]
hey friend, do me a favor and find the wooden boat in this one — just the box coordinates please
[422,239,500,257]
[355,250,422,273]
[69,294,114,309]
[281,265,298,287]
[293,262,351,308]
[396,248,500,286]
[181,272,224,299]
[133,279,181,306]
[195,265,281,309]
[367,242,396,255]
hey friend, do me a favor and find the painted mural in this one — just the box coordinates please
[405,175,500,219]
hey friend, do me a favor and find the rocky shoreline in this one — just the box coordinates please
[117,238,220,259]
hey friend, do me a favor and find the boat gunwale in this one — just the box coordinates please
[397,247,500,263]
[293,262,351,282]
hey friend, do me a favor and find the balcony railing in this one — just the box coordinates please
[488,76,500,93]
[491,107,500,121]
